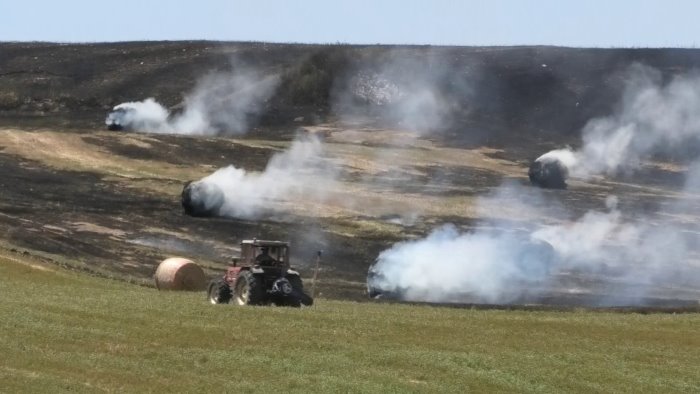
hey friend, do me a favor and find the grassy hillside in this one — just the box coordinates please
[2,252,699,393]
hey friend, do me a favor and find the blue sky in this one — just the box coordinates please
[2,0,699,47]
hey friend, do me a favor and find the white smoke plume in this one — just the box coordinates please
[106,65,278,135]
[188,134,337,219]
[333,51,473,135]
[328,51,478,225]
[536,65,700,179]
[371,65,700,305]
[533,148,578,170]
[532,196,689,276]
[351,71,404,106]
[369,181,700,305]
[369,223,554,303]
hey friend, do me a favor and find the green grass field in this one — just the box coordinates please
[2,254,700,393]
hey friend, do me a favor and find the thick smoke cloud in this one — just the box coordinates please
[186,135,337,219]
[106,65,278,135]
[106,98,170,132]
[369,223,555,303]
[536,65,700,180]
[370,182,700,305]
[371,65,700,305]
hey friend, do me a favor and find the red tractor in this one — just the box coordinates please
[207,240,314,307]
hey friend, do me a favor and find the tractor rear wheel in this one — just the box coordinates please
[234,271,265,306]
[207,279,232,304]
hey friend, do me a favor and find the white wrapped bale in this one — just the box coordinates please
[154,257,206,291]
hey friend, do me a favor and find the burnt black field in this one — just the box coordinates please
[2,42,700,305]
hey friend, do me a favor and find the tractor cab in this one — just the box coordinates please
[235,240,290,269]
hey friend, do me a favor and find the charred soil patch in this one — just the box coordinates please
[4,42,700,304]
[0,137,384,298]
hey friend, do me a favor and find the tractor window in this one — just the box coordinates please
[248,244,289,264]
[242,245,254,263]
[256,247,272,257]
[270,247,286,262]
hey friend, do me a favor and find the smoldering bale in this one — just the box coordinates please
[528,158,569,189]
[181,180,225,217]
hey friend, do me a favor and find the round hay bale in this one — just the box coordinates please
[154,257,206,291]
[528,158,569,189]
[181,180,225,217]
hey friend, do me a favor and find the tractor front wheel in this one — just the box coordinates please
[234,271,265,306]
[207,279,232,304]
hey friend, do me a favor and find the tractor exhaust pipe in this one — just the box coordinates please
[311,250,322,299]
